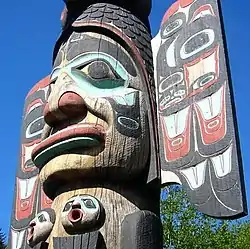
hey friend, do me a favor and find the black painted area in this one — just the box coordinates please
[53,232,103,249]
[121,210,163,249]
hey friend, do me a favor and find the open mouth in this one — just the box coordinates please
[68,209,84,223]
[31,123,105,169]
[27,226,34,242]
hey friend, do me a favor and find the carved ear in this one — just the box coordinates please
[152,0,247,218]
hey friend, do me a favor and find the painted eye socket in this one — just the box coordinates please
[63,201,73,212]
[82,61,119,81]
[82,199,96,209]
[25,116,44,139]
[38,214,47,223]
[191,72,216,91]
[163,19,183,37]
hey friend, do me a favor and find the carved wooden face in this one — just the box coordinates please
[27,210,55,247]
[32,32,150,193]
[61,195,104,234]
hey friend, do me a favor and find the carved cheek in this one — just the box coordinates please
[106,91,144,139]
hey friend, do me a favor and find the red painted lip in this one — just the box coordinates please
[27,227,34,242]
[31,123,105,160]
[68,209,84,223]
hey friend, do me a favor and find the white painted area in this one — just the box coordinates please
[191,4,215,22]
[24,144,36,165]
[179,3,193,22]
[166,36,178,68]
[180,160,207,189]
[195,85,223,119]
[25,117,44,139]
[163,19,183,38]
[211,145,233,178]
[11,229,25,249]
[163,106,190,138]
[19,176,37,200]
[161,170,182,185]
[180,29,215,60]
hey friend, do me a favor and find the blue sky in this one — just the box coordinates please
[1,0,249,237]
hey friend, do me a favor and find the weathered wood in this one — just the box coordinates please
[152,0,247,218]
[47,185,159,249]
[121,211,163,249]
[9,0,248,248]
[53,232,100,249]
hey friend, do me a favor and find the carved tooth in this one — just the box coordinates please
[195,85,224,119]
[24,145,36,166]
[180,160,207,189]
[163,106,191,138]
[211,145,233,178]
[19,176,38,200]
[11,229,25,249]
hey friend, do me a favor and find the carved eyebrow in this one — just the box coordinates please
[67,52,129,81]
[50,68,60,82]
[66,34,137,77]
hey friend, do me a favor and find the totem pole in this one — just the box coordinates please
[9,0,247,249]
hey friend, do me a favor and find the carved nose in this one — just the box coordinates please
[44,91,87,126]
[29,221,36,227]
[72,202,81,209]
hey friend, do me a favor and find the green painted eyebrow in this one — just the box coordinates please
[50,52,129,82]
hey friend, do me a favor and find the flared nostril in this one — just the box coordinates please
[43,103,58,126]
[58,91,87,118]
[43,91,87,126]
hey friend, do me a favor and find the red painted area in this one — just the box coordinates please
[161,107,192,162]
[27,76,50,97]
[190,4,216,22]
[26,99,44,116]
[161,0,195,25]
[41,188,52,210]
[59,91,87,117]
[21,141,41,173]
[184,46,220,97]
[194,85,226,145]
[32,123,105,159]
[15,177,38,221]
[180,0,194,7]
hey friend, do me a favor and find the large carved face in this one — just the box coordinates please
[32,31,150,192]
[61,195,105,234]
[27,209,55,247]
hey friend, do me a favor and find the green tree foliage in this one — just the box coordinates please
[0,229,6,249]
[161,186,250,249]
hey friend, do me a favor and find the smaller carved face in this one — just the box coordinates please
[61,195,105,234]
[27,209,55,247]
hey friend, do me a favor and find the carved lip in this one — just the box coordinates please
[68,209,84,223]
[27,226,34,242]
[31,123,105,168]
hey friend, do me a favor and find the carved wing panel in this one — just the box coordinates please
[9,77,52,249]
[152,0,247,218]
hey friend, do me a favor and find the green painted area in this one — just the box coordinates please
[34,136,101,168]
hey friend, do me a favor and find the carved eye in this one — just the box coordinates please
[191,72,216,91]
[82,199,96,209]
[38,214,47,223]
[63,201,73,212]
[84,61,118,80]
